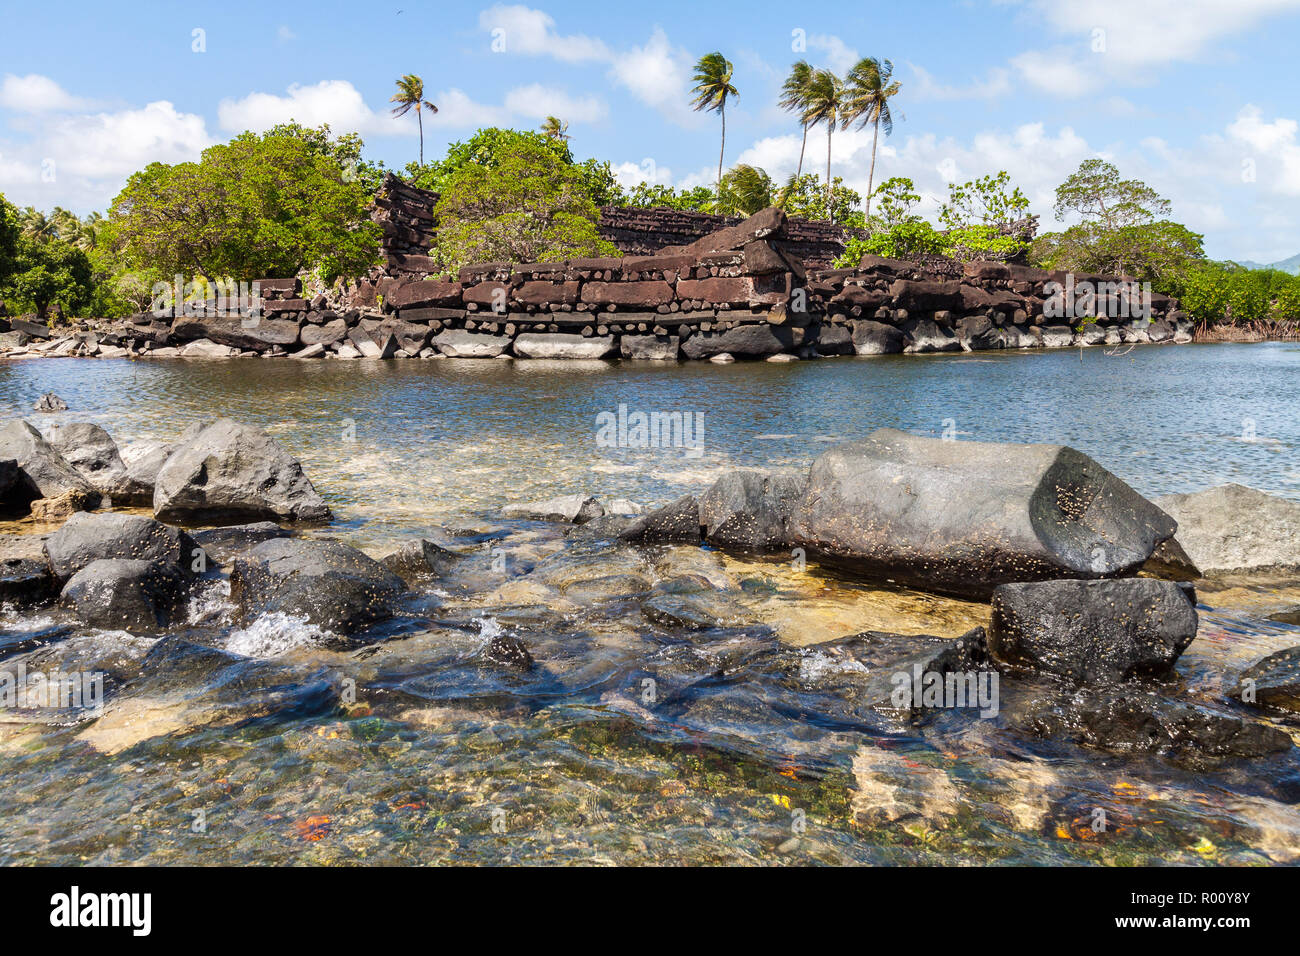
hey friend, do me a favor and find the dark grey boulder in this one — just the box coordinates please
[0,420,101,508]
[43,511,198,581]
[698,469,806,551]
[153,418,331,524]
[618,495,702,543]
[680,325,793,360]
[849,320,905,355]
[501,494,604,524]
[641,574,747,630]
[989,578,1198,683]
[229,537,406,634]
[620,334,680,361]
[0,534,55,605]
[44,421,130,500]
[901,318,961,353]
[1237,646,1300,712]
[380,536,464,580]
[788,428,1178,599]
[1022,687,1292,765]
[60,558,187,630]
[116,438,177,506]
[34,392,68,413]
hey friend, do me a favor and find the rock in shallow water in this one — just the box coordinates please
[43,422,131,501]
[153,418,331,524]
[229,537,406,634]
[1156,484,1300,575]
[989,578,1199,684]
[60,558,187,631]
[44,511,197,581]
[788,427,1177,599]
[1237,646,1300,712]
[698,469,806,552]
[502,494,604,524]
[0,420,101,511]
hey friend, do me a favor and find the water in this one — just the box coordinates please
[1,343,1298,865]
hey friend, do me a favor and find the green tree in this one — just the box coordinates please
[267,121,387,194]
[690,52,738,194]
[5,235,94,320]
[842,57,901,221]
[801,69,845,216]
[432,136,618,272]
[390,74,438,166]
[1048,159,1174,277]
[109,127,380,281]
[775,173,862,225]
[620,182,716,211]
[779,60,815,179]
[939,171,1028,230]
[407,128,622,207]
[0,194,20,288]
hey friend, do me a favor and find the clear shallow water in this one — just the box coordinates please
[0,344,1298,866]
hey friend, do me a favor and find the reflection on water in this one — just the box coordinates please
[0,344,1298,866]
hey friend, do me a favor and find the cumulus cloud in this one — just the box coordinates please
[806,34,860,74]
[0,73,94,113]
[218,80,407,136]
[606,26,699,125]
[502,83,607,123]
[1011,49,1102,96]
[478,3,610,61]
[910,63,1013,101]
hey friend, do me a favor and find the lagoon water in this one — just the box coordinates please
[1,343,1299,864]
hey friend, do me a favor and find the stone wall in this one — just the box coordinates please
[373,173,439,277]
[40,206,1194,362]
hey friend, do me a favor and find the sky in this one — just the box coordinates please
[1,0,1299,263]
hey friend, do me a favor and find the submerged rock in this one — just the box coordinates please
[190,521,289,563]
[229,537,406,634]
[43,511,197,581]
[788,428,1177,599]
[60,558,187,630]
[34,393,68,413]
[989,578,1199,684]
[618,495,702,543]
[698,469,806,552]
[502,494,604,524]
[153,418,331,524]
[380,536,464,580]
[0,420,101,510]
[1237,646,1300,712]
[641,574,748,630]
[1156,484,1300,575]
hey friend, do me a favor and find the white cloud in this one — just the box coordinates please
[1024,0,1300,66]
[806,34,859,74]
[612,159,675,189]
[502,84,607,123]
[217,80,407,136]
[1011,49,1101,96]
[1225,105,1300,197]
[910,63,1012,101]
[276,25,295,42]
[478,3,611,62]
[607,27,699,125]
[0,73,93,113]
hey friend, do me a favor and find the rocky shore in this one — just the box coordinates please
[2,413,1298,782]
[0,207,1197,363]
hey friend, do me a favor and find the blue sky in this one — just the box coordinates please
[2,0,1299,262]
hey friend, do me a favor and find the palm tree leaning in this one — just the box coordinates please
[690,52,738,198]
[390,74,438,166]
[801,69,844,219]
[540,116,570,142]
[843,57,901,222]
[779,60,814,179]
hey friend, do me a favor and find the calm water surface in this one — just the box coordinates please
[0,344,1297,865]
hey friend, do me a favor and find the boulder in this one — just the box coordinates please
[788,428,1178,599]
[34,392,68,412]
[299,318,349,347]
[380,536,464,580]
[1039,325,1075,348]
[513,333,615,360]
[0,533,55,604]
[641,574,747,630]
[1155,484,1300,575]
[681,325,793,360]
[889,279,963,313]
[60,558,187,631]
[1237,646,1300,711]
[172,316,301,351]
[618,495,702,543]
[229,537,405,633]
[190,521,290,563]
[502,494,604,524]
[901,318,961,353]
[44,422,130,500]
[153,419,331,524]
[44,511,198,581]
[989,578,1198,683]
[849,320,905,355]
[432,330,510,358]
[178,338,238,358]
[698,470,807,551]
[0,420,101,509]
[116,439,176,506]
[620,335,680,361]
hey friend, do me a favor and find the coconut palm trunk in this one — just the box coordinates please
[796,123,808,178]
[825,124,834,218]
[865,119,880,220]
[717,101,726,194]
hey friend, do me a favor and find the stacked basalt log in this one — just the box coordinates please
[372,173,439,278]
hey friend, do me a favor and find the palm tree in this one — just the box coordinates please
[718,164,774,216]
[20,207,57,241]
[540,116,570,142]
[389,74,438,165]
[801,69,845,219]
[843,57,901,221]
[779,60,815,178]
[690,52,738,195]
